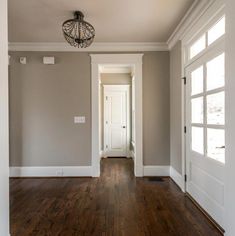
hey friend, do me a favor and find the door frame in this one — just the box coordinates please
[181,3,225,193]
[103,85,130,158]
[90,54,143,177]
[0,0,9,234]
[181,4,225,227]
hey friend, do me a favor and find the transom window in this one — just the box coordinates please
[189,16,225,60]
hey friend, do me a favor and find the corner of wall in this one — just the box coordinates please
[170,166,185,192]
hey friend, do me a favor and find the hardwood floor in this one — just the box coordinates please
[10,158,223,236]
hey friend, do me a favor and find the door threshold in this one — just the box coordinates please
[107,156,127,158]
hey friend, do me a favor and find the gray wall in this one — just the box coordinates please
[100,73,131,85]
[170,41,182,174]
[9,51,170,167]
[225,0,235,234]
[9,52,91,166]
[143,52,170,165]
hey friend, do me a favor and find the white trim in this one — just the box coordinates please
[10,166,92,177]
[181,42,187,193]
[0,0,9,234]
[100,150,105,158]
[8,42,168,52]
[143,166,170,177]
[91,54,143,177]
[167,0,215,50]
[100,66,132,74]
[170,167,185,192]
[130,150,135,159]
[91,54,143,64]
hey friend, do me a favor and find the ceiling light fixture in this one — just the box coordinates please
[62,11,95,48]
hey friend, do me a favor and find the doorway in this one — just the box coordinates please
[185,40,225,227]
[102,83,130,157]
[90,54,143,177]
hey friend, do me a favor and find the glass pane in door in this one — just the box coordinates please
[192,127,204,154]
[191,66,204,95]
[207,128,225,163]
[207,53,225,91]
[208,16,225,45]
[191,97,204,123]
[190,35,206,59]
[207,92,225,125]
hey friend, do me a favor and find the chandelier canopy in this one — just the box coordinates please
[62,11,95,48]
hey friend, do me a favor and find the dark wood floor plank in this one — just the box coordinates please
[10,158,223,236]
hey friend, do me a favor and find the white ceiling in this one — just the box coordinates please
[8,0,195,43]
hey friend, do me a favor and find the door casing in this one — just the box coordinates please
[90,54,143,177]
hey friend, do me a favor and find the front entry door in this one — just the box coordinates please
[104,85,130,157]
[185,49,225,227]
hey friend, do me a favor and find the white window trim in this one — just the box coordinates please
[90,54,143,177]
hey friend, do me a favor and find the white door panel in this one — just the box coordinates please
[104,85,130,157]
[185,48,225,227]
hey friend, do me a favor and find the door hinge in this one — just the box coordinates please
[184,126,187,133]
[182,77,186,85]
[184,174,187,182]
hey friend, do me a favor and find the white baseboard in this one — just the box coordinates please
[143,165,170,176]
[10,166,92,177]
[130,150,135,159]
[170,167,185,192]
[100,150,104,158]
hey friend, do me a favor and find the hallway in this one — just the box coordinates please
[10,159,222,236]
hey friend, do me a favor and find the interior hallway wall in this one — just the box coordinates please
[9,52,91,166]
[170,41,183,174]
[9,51,170,167]
[143,52,170,165]
[225,0,235,235]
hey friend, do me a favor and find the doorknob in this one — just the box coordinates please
[122,126,126,128]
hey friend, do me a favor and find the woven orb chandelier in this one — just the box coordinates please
[62,11,95,48]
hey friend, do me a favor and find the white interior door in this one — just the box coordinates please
[104,85,130,157]
[185,48,225,227]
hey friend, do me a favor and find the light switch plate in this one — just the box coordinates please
[74,116,86,124]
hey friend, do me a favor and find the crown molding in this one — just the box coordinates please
[8,42,169,52]
[167,0,215,50]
